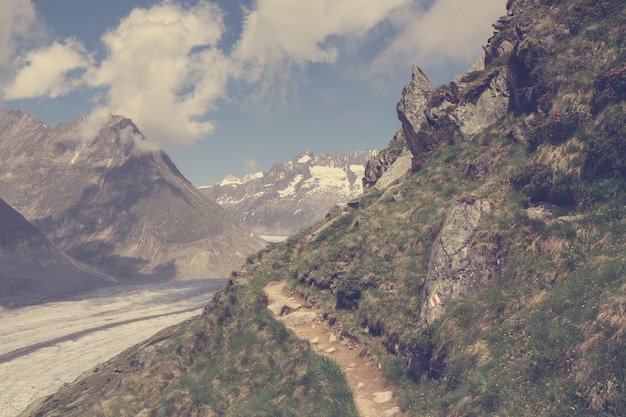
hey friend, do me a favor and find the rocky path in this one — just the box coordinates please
[264,281,404,417]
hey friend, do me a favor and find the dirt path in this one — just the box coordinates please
[264,281,405,417]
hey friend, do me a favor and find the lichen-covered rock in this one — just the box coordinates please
[451,68,510,138]
[396,65,434,156]
[418,199,502,328]
[362,128,409,190]
[464,152,491,180]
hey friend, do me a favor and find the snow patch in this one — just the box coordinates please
[218,175,243,186]
[71,150,80,165]
[297,154,312,164]
[242,171,264,182]
[310,166,348,189]
[349,164,365,176]
[278,174,304,198]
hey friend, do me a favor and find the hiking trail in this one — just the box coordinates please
[264,281,405,417]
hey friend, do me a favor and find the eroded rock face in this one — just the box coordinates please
[418,200,502,328]
[394,1,546,166]
[396,65,434,157]
[451,68,510,138]
[362,129,409,191]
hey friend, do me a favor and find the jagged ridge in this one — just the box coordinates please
[201,149,378,236]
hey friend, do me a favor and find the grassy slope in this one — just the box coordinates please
[24,0,626,416]
[22,271,357,417]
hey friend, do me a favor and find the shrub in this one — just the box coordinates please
[416,116,463,152]
[510,163,586,206]
[528,109,581,149]
[591,65,626,114]
[582,106,626,180]
[564,0,622,35]
[335,276,363,310]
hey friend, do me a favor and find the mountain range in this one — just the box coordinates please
[200,149,378,237]
[0,111,265,284]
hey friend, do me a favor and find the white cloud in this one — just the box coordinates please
[232,0,410,88]
[4,38,91,99]
[371,0,506,74]
[86,1,231,147]
[1,0,507,148]
[0,0,47,99]
[0,0,41,66]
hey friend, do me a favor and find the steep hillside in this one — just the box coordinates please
[200,150,377,237]
[0,112,265,281]
[22,0,626,416]
[0,197,115,308]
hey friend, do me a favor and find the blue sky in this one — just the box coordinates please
[0,0,505,186]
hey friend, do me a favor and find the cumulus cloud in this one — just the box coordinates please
[0,0,47,98]
[1,0,506,147]
[85,1,231,147]
[4,38,91,99]
[232,0,410,90]
[0,0,41,66]
[371,0,506,74]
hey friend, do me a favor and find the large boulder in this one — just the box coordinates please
[418,199,503,328]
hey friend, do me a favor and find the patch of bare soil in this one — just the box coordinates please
[264,281,405,417]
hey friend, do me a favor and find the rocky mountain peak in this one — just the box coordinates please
[201,149,378,236]
[0,111,265,281]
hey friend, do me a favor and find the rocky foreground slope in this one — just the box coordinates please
[0,112,265,281]
[200,150,377,237]
[0,197,115,307]
[22,0,626,416]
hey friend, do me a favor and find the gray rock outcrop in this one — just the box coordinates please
[418,199,502,328]
[393,1,541,172]
[362,129,409,191]
[396,65,434,157]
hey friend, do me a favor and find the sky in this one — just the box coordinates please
[0,0,506,186]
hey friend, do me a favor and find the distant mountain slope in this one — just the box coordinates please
[200,149,378,236]
[0,197,115,307]
[0,111,265,281]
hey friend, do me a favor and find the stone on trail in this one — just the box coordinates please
[373,391,393,404]
[380,406,401,416]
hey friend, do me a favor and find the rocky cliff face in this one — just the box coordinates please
[0,197,115,307]
[200,149,377,236]
[0,111,265,281]
[387,0,546,324]
[362,129,411,191]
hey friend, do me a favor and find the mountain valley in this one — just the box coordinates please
[10,0,626,416]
